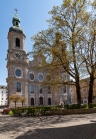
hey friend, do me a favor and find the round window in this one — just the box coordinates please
[15,69,21,77]
[38,74,43,81]
[30,74,34,80]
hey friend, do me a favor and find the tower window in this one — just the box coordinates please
[16,38,20,47]
[17,82,21,92]
[16,22,18,26]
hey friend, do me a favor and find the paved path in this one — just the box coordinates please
[0,114,96,139]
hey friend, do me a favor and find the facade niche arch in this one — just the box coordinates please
[16,38,20,47]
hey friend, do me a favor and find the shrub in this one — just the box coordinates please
[9,110,14,115]
[93,103,96,107]
[27,108,35,116]
[70,104,81,109]
[80,104,88,108]
[89,103,94,108]
[64,104,70,109]
[11,108,19,115]
[56,105,64,108]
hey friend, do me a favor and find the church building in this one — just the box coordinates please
[6,13,71,107]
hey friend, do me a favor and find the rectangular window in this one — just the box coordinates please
[30,85,34,93]
[17,82,21,92]
[2,91,3,93]
[2,98,3,100]
[39,86,42,93]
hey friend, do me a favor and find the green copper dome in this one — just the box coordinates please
[9,14,25,36]
[12,15,20,27]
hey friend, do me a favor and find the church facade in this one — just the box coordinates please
[6,14,71,107]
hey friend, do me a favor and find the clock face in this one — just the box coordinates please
[14,52,22,59]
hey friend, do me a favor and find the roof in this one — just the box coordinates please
[0,85,7,89]
[9,26,25,35]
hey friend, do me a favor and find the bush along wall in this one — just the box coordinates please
[6,103,96,116]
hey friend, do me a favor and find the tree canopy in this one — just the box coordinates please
[29,0,96,104]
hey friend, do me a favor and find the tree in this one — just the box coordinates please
[30,0,91,104]
[9,94,20,108]
[79,0,96,104]
[20,96,26,107]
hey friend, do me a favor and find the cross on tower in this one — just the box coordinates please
[14,8,18,14]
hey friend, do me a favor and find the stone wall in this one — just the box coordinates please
[49,108,96,115]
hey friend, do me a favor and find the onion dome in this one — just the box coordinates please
[9,14,25,35]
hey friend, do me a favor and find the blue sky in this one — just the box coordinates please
[0,0,63,85]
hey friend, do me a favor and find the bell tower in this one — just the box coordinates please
[6,10,29,107]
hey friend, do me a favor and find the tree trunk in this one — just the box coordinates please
[76,78,81,104]
[88,74,94,105]
[72,39,81,104]
[15,102,16,109]
[22,102,23,107]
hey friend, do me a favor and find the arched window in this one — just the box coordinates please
[30,74,34,80]
[16,22,18,26]
[38,74,43,81]
[16,38,20,47]
[31,98,34,105]
[17,82,21,92]
[30,85,34,93]
[39,97,43,105]
[48,98,51,105]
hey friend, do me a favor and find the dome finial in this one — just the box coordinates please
[14,8,18,17]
